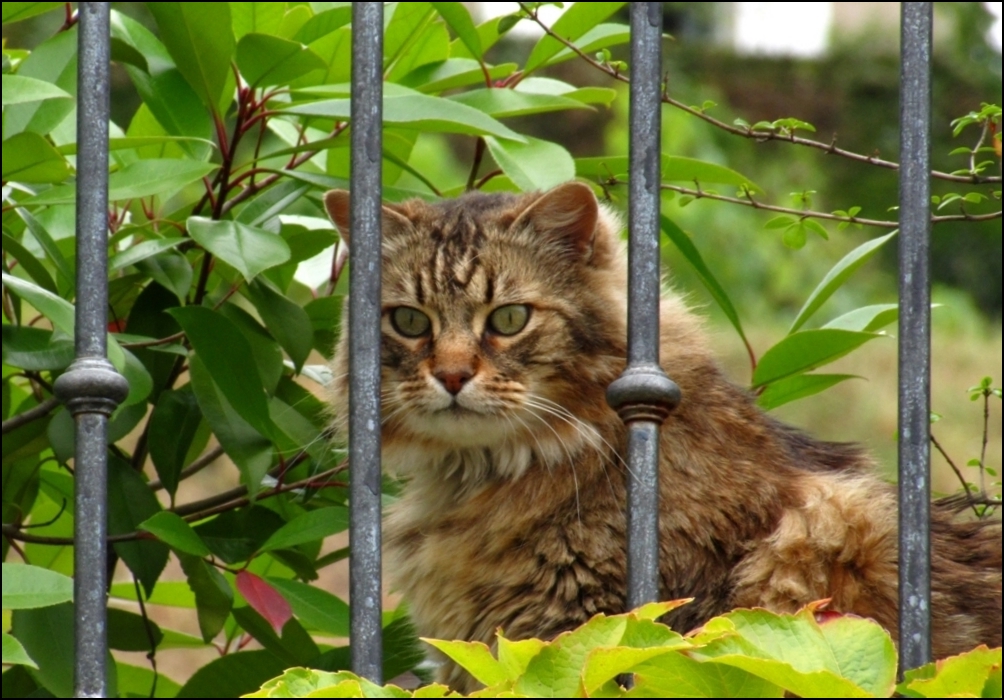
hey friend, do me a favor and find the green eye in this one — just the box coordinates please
[391,307,431,337]
[488,304,530,336]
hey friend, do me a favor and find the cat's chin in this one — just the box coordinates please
[394,409,515,449]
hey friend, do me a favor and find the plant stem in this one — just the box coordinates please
[147,445,226,492]
[931,432,982,518]
[1,397,60,436]
[466,138,487,191]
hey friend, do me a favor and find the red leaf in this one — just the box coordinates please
[236,571,292,636]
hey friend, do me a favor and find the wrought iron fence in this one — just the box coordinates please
[62,2,935,696]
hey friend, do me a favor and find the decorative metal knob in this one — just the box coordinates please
[606,363,682,424]
[54,357,130,417]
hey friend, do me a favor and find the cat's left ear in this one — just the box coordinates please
[323,189,412,246]
[513,181,599,261]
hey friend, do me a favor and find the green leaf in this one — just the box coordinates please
[284,92,526,141]
[139,511,212,558]
[0,326,74,371]
[11,604,78,697]
[171,306,275,437]
[184,654,315,698]
[136,250,194,301]
[693,608,896,698]
[802,218,830,241]
[630,653,784,698]
[107,608,164,653]
[546,23,631,68]
[432,2,482,57]
[661,216,751,353]
[823,304,902,333]
[524,2,627,73]
[1,3,63,25]
[0,74,71,106]
[305,296,343,358]
[178,553,234,643]
[109,238,187,272]
[1,272,75,334]
[753,330,882,389]
[246,280,314,372]
[576,155,762,192]
[267,578,350,637]
[236,33,326,87]
[218,303,285,394]
[121,347,154,407]
[258,507,350,554]
[236,180,312,228]
[148,388,204,499]
[425,640,507,687]
[1,632,37,669]
[16,207,74,290]
[194,506,286,565]
[789,231,897,334]
[484,136,575,192]
[233,606,321,668]
[147,3,235,112]
[399,59,516,93]
[387,21,451,83]
[900,647,1003,698]
[110,581,197,609]
[516,615,628,697]
[2,28,76,139]
[764,215,796,230]
[115,662,182,699]
[782,224,807,250]
[293,6,354,45]
[108,456,169,597]
[213,662,344,700]
[232,2,287,39]
[450,88,590,119]
[1,132,71,183]
[188,217,292,283]
[1,232,58,294]
[1,564,73,610]
[26,159,218,205]
[188,355,274,495]
[758,374,859,411]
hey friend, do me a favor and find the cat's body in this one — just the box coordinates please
[324,183,1001,693]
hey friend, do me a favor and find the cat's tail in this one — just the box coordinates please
[930,499,1002,657]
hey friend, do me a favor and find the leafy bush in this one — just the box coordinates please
[245,603,1003,698]
[2,2,1000,697]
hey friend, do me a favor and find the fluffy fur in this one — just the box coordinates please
[324,183,1002,692]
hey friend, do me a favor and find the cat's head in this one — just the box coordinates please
[325,182,627,481]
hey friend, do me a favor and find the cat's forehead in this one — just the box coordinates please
[383,192,544,305]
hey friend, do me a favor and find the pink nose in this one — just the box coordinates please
[435,370,473,395]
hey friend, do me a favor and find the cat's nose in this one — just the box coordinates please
[435,369,473,395]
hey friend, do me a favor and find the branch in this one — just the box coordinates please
[0,462,349,546]
[466,138,487,192]
[931,432,987,518]
[517,4,1002,186]
[2,398,60,436]
[147,445,226,492]
[121,332,186,350]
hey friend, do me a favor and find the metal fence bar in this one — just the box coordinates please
[52,3,127,698]
[348,0,385,683]
[898,1,934,674]
[607,1,681,611]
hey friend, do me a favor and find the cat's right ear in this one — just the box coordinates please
[323,189,412,246]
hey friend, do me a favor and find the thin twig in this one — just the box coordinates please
[2,397,60,436]
[517,3,1001,186]
[148,445,226,492]
[121,332,186,350]
[931,432,982,518]
[133,577,159,699]
[466,138,487,192]
[980,391,991,496]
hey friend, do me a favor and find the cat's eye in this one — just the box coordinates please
[391,307,431,337]
[488,305,530,336]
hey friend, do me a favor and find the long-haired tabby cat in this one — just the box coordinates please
[323,182,1001,692]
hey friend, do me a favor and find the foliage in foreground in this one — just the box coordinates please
[246,602,1003,699]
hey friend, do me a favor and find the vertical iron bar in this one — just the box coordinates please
[898,1,933,675]
[607,2,680,612]
[349,0,384,684]
[53,3,128,698]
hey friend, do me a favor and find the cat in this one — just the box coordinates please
[323,182,1002,692]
